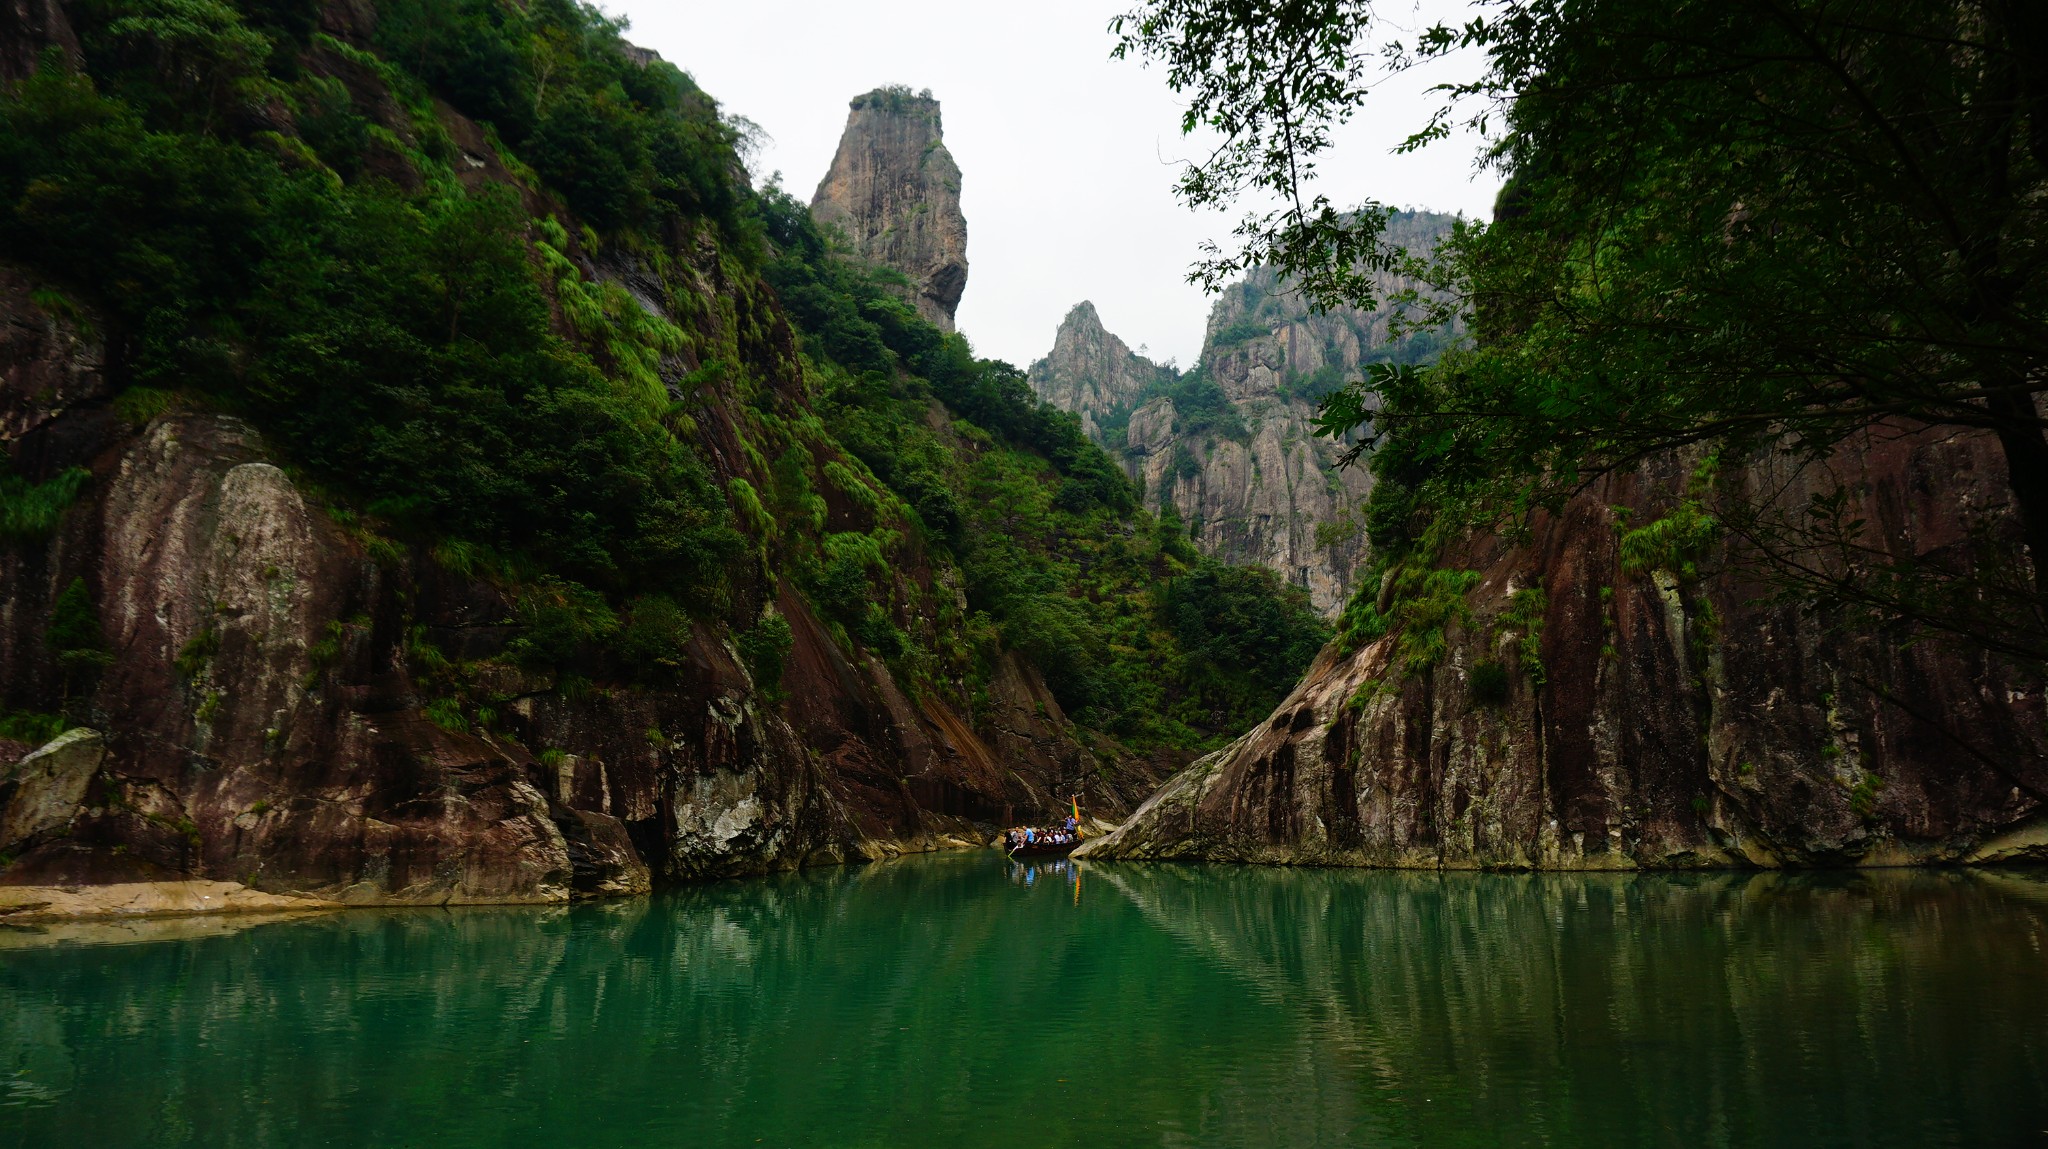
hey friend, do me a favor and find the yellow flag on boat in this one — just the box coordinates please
[1071,796,1081,824]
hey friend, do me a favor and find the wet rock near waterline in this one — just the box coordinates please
[1081,432,2048,869]
[0,879,339,921]
[555,808,651,899]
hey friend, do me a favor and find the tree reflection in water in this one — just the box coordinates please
[1,857,2043,1148]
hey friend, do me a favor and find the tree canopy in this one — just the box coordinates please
[1118,0,2048,659]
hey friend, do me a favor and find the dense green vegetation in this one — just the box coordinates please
[1122,0,2048,664]
[0,0,1327,751]
[757,191,1325,743]
[1096,366,1248,453]
[1,0,744,609]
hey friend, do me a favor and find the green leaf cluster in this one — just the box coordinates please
[763,192,1329,747]
[0,0,744,612]
[0,464,89,541]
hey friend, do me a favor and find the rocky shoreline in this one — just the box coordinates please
[1077,436,2048,871]
[0,879,339,923]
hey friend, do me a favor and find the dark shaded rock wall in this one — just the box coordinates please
[0,0,77,85]
[1082,432,2048,868]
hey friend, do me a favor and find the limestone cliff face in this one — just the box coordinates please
[811,88,969,330]
[1031,212,1459,615]
[1129,393,1370,615]
[1081,430,2048,870]
[1026,303,1167,442]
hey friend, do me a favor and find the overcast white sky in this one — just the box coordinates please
[613,1,1501,368]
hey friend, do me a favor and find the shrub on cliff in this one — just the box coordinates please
[0,4,743,605]
[1122,0,2048,661]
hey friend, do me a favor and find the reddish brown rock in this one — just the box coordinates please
[1083,432,2048,869]
[0,182,1152,904]
[0,0,77,85]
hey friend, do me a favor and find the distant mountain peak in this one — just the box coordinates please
[1028,302,1166,442]
[1027,211,1465,614]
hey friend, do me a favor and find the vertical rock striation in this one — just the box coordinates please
[1030,211,1460,615]
[1081,431,2048,869]
[811,87,969,330]
[1027,302,1168,442]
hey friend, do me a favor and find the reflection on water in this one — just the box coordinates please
[2,857,2044,1148]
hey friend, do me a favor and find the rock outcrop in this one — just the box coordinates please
[811,87,969,330]
[1125,390,1372,615]
[0,727,103,854]
[0,261,1156,904]
[1081,429,2048,869]
[0,0,78,85]
[1027,303,1167,442]
[5,228,1178,901]
[0,42,1163,904]
[1030,211,1460,614]
[0,879,337,921]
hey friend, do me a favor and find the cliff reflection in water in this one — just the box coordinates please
[2,857,2044,1148]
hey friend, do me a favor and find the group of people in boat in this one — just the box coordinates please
[1003,815,1080,853]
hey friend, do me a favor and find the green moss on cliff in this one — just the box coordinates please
[0,0,1325,755]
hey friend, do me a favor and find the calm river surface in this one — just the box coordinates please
[2,855,2045,1148]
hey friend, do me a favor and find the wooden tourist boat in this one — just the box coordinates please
[1002,797,1086,857]
[1006,832,1081,858]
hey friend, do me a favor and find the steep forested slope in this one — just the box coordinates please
[0,0,1322,899]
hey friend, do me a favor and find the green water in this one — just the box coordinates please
[2,856,2044,1148]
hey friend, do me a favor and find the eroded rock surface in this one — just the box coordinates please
[811,88,969,330]
[1030,212,1460,614]
[1082,431,2048,869]
[0,61,1160,904]
[0,727,103,854]
[0,879,337,921]
[1027,303,1167,443]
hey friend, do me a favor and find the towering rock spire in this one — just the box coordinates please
[811,87,969,331]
